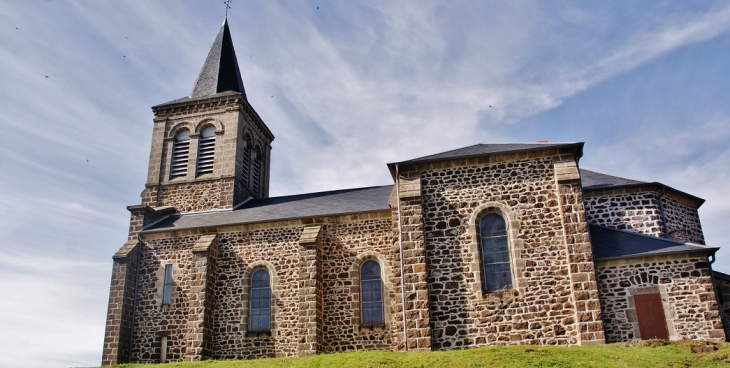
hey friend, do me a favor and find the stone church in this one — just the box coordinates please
[101,19,728,365]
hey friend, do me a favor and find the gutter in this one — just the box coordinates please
[594,246,719,262]
[128,233,143,362]
[395,164,408,351]
[707,252,728,336]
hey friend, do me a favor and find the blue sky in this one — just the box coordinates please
[1,1,729,366]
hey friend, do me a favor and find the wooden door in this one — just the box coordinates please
[634,293,669,340]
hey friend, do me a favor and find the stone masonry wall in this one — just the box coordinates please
[141,178,236,213]
[101,243,139,365]
[596,255,725,342]
[130,235,198,363]
[129,213,400,363]
[584,192,664,237]
[416,154,592,348]
[583,190,704,245]
[207,226,303,360]
[663,196,704,245]
[320,218,403,352]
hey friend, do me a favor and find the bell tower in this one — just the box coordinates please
[140,19,274,214]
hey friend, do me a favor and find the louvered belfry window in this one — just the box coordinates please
[196,126,216,175]
[242,137,251,185]
[170,130,190,178]
[252,147,262,194]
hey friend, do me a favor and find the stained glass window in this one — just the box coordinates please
[250,269,271,331]
[361,260,384,324]
[480,213,512,292]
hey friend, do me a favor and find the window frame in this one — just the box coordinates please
[477,211,514,293]
[360,260,385,325]
[249,268,271,332]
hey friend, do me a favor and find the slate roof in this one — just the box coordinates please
[154,19,246,108]
[589,224,716,260]
[142,165,697,232]
[579,169,648,189]
[714,271,730,282]
[145,185,393,232]
[579,168,704,205]
[394,142,583,165]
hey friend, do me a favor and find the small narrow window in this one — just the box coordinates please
[241,136,252,185]
[162,264,172,305]
[250,269,271,331]
[479,213,512,292]
[360,260,384,325]
[170,130,190,178]
[196,126,216,175]
[252,147,262,194]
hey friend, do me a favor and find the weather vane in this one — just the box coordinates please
[224,0,232,18]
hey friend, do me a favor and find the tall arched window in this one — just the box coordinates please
[360,260,384,325]
[241,135,252,185]
[170,130,190,178]
[252,147,262,194]
[196,126,216,175]
[249,269,271,331]
[479,213,512,292]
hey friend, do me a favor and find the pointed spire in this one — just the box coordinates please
[190,18,247,100]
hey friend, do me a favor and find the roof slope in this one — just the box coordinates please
[580,169,648,190]
[146,185,393,232]
[589,224,716,260]
[397,142,582,165]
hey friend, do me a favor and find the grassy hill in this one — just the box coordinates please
[117,341,730,368]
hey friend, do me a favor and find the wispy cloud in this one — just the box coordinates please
[1,1,729,366]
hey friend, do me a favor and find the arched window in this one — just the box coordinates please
[249,269,271,331]
[360,260,384,325]
[252,147,262,194]
[241,135,252,185]
[479,213,512,292]
[170,130,190,178]
[196,126,216,175]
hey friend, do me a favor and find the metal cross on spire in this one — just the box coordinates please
[224,0,232,18]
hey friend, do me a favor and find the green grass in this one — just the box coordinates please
[118,341,730,368]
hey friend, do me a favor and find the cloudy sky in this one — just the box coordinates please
[1,1,729,366]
